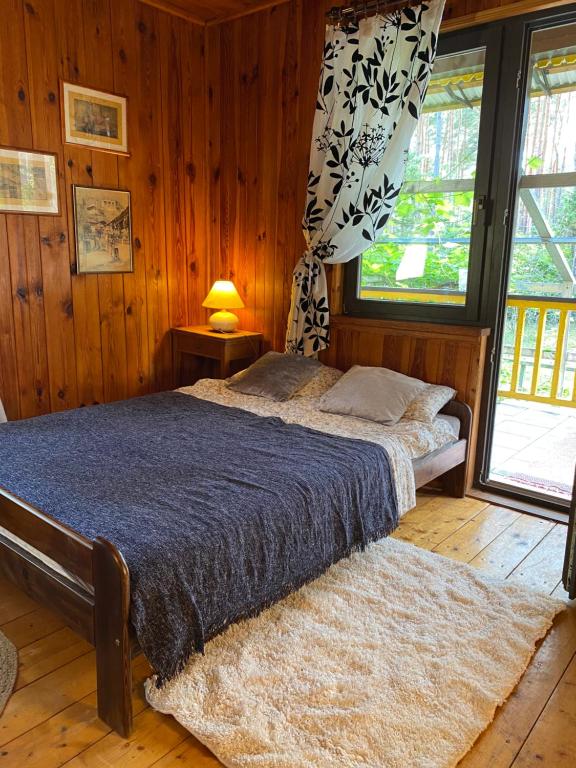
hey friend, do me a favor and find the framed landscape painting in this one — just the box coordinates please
[0,147,59,215]
[62,83,128,155]
[73,185,133,274]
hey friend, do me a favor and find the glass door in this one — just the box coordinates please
[565,471,576,597]
[486,21,576,505]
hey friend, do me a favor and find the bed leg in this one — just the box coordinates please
[442,462,467,498]
[93,537,133,738]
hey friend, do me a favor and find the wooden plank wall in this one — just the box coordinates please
[0,0,209,421]
[204,0,308,354]
[1,0,569,420]
[205,0,570,350]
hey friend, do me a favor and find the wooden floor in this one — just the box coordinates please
[0,494,575,767]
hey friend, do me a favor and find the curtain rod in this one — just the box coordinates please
[327,0,420,25]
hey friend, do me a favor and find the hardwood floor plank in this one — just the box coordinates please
[0,608,64,650]
[433,506,520,562]
[510,652,576,767]
[394,496,490,549]
[0,581,39,625]
[0,653,96,746]
[62,707,189,768]
[150,736,222,767]
[508,524,569,595]
[0,657,152,768]
[457,608,576,767]
[468,515,555,578]
[15,628,92,691]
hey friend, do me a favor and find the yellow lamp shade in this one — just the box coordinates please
[202,280,245,310]
[202,280,245,333]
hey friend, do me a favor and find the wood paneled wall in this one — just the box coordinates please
[205,0,339,352]
[1,0,569,420]
[0,0,209,421]
[205,0,570,355]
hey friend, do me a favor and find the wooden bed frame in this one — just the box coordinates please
[0,399,471,738]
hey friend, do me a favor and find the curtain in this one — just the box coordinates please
[286,1,445,356]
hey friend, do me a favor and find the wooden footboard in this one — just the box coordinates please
[0,488,134,737]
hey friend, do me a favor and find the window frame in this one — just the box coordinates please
[475,4,576,509]
[343,25,504,325]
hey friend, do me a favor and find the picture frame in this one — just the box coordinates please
[73,185,133,274]
[0,146,60,215]
[62,82,128,155]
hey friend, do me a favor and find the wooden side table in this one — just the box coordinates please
[172,325,263,386]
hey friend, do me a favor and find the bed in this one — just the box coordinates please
[0,371,471,737]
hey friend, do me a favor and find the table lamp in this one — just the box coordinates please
[202,280,245,332]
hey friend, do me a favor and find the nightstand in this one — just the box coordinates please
[172,325,263,386]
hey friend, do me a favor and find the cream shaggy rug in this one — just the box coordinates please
[146,537,565,768]
[0,630,17,716]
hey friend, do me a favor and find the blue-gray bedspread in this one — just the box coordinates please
[0,392,398,682]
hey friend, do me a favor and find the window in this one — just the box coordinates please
[344,26,501,322]
[360,47,486,307]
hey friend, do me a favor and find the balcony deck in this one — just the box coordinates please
[489,398,576,501]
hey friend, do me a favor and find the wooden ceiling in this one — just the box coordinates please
[141,0,290,25]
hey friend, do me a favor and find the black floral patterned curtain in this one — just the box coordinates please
[286,1,445,356]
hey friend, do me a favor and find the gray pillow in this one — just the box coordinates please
[319,366,427,425]
[228,352,323,401]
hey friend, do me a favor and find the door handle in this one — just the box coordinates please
[473,194,488,226]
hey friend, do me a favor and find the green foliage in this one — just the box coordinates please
[361,186,576,296]
[558,188,576,236]
[362,189,471,290]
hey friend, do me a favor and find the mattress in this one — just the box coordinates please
[0,381,459,589]
[183,379,459,516]
[437,413,461,439]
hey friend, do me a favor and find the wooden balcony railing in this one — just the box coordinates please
[499,297,576,408]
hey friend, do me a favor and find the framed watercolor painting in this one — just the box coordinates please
[73,185,133,274]
[0,147,59,215]
[62,83,128,155]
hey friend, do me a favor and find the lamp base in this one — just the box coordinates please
[208,310,240,333]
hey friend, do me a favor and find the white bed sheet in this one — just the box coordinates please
[182,379,458,516]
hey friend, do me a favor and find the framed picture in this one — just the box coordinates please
[73,185,133,274]
[62,82,128,155]
[0,147,59,215]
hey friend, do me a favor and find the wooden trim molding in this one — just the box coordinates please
[205,0,291,26]
[442,0,576,31]
[139,0,290,27]
[138,0,206,25]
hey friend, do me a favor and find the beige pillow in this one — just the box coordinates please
[404,384,456,424]
[319,366,427,425]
